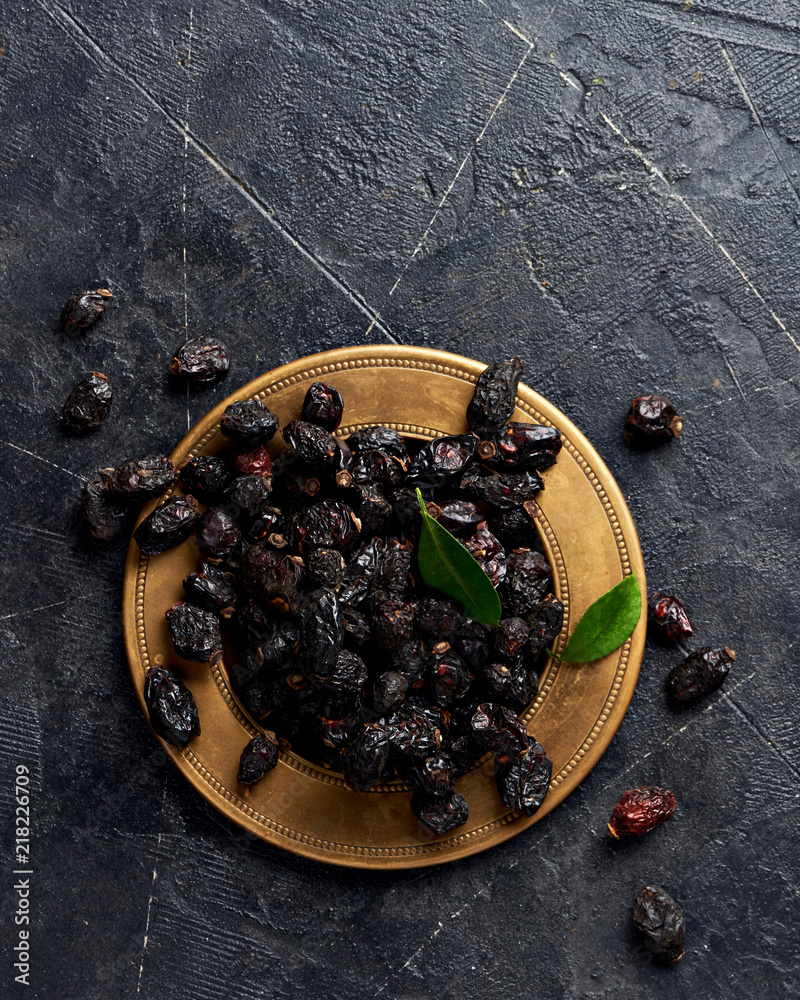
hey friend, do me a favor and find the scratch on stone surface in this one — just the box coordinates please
[0,440,87,481]
[598,669,758,793]
[373,922,443,996]
[720,41,800,206]
[600,111,800,356]
[723,690,800,785]
[0,591,103,622]
[364,3,562,337]
[559,70,583,91]
[136,780,168,996]
[725,358,747,401]
[36,0,399,344]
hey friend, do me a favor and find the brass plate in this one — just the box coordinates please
[122,346,646,869]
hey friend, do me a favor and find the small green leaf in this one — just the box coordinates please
[415,488,502,626]
[550,573,641,663]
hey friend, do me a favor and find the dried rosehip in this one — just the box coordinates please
[110,456,178,501]
[464,522,506,587]
[403,752,455,799]
[316,648,368,698]
[411,790,469,834]
[406,434,477,490]
[526,595,565,657]
[500,549,551,618]
[183,562,238,618]
[179,456,233,501]
[491,618,529,661]
[494,741,551,816]
[429,649,471,707]
[301,381,344,431]
[294,500,360,555]
[144,665,200,747]
[351,449,407,489]
[485,423,561,472]
[224,474,272,518]
[237,731,280,785]
[134,494,201,555]
[493,502,540,550]
[460,469,543,510]
[372,670,410,715]
[306,547,347,590]
[232,446,272,478]
[666,646,735,705]
[633,885,685,962]
[426,499,483,535]
[352,482,393,536]
[467,357,524,437]
[81,469,130,541]
[62,372,113,432]
[471,703,530,756]
[482,658,538,713]
[168,336,230,383]
[607,786,676,839]
[388,709,443,764]
[196,507,241,561]
[648,592,693,643]
[347,425,408,460]
[221,400,280,447]
[282,420,338,471]
[626,394,683,440]
[341,723,390,790]
[165,601,223,663]
[242,544,305,614]
[371,597,415,652]
[61,288,113,330]
[301,587,343,681]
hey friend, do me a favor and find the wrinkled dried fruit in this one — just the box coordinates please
[81,470,130,541]
[666,646,734,705]
[283,420,338,471]
[608,786,676,839]
[626,394,683,440]
[63,372,113,432]
[486,423,562,473]
[232,446,272,478]
[144,665,200,747]
[221,399,280,447]
[134,495,201,555]
[183,562,238,618]
[341,724,390,790]
[110,456,178,501]
[406,434,477,490]
[403,752,455,800]
[237,732,280,785]
[169,336,230,382]
[196,507,241,560]
[633,885,685,962]
[494,741,552,816]
[179,456,233,501]
[61,288,113,330]
[649,592,693,643]
[165,601,223,663]
[411,790,469,834]
[301,381,344,431]
[467,357,524,437]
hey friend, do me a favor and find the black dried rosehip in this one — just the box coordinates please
[347,425,408,460]
[341,723,390,790]
[426,499,484,535]
[61,288,113,330]
[63,372,113,432]
[81,470,130,541]
[301,381,344,431]
[666,646,735,705]
[183,562,238,618]
[110,456,178,501]
[494,741,551,816]
[526,595,565,657]
[294,500,360,556]
[649,592,693,643]
[467,357,524,437]
[626,394,683,441]
[196,507,241,560]
[464,522,506,587]
[403,751,455,800]
[351,449,407,489]
[485,423,561,473]
[491,618,530,661]
[237,731,280,785]
[372,670,410,715]
[500,549,551,618]
[406,434,477,490]
[242,544,305,614]
[371,597,415,652]
[134,494,201,555]
[165,601,223,663]
[460,469,543,510]
[144,665,200,747]
[301,587,343,681]
[179,456,233,501]
[471,703,530,756]
[632,885,685,962]
[168,336,230,383]
[224,474,272,518]
[221,400,280,447]
[306,547,347,590]
[411,790,469,835]
[282,420,338,471]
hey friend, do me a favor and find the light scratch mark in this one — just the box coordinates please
[559,70,582,91]
[373,923,443,996]
[725,358,747,401]
[365,4,562,336]
[0,440,86,481]
[600,111,800,355]
[720,41,800,206]
[36,0,398,343]
[0,600,68,622]
[136,780,168,996]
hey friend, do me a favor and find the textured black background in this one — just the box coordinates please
[1,1,799,997]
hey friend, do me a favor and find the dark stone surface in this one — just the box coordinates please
[0,0,798,996]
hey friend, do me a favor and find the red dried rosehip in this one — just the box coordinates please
[232,445,272,478]
[607,785,676,839]
[649,592,693,643]
[626,394,683,440]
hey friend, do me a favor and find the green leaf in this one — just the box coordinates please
[415,488,502,626]
[550,573,641,663]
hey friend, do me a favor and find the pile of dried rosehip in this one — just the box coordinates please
[96,358,566,835]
